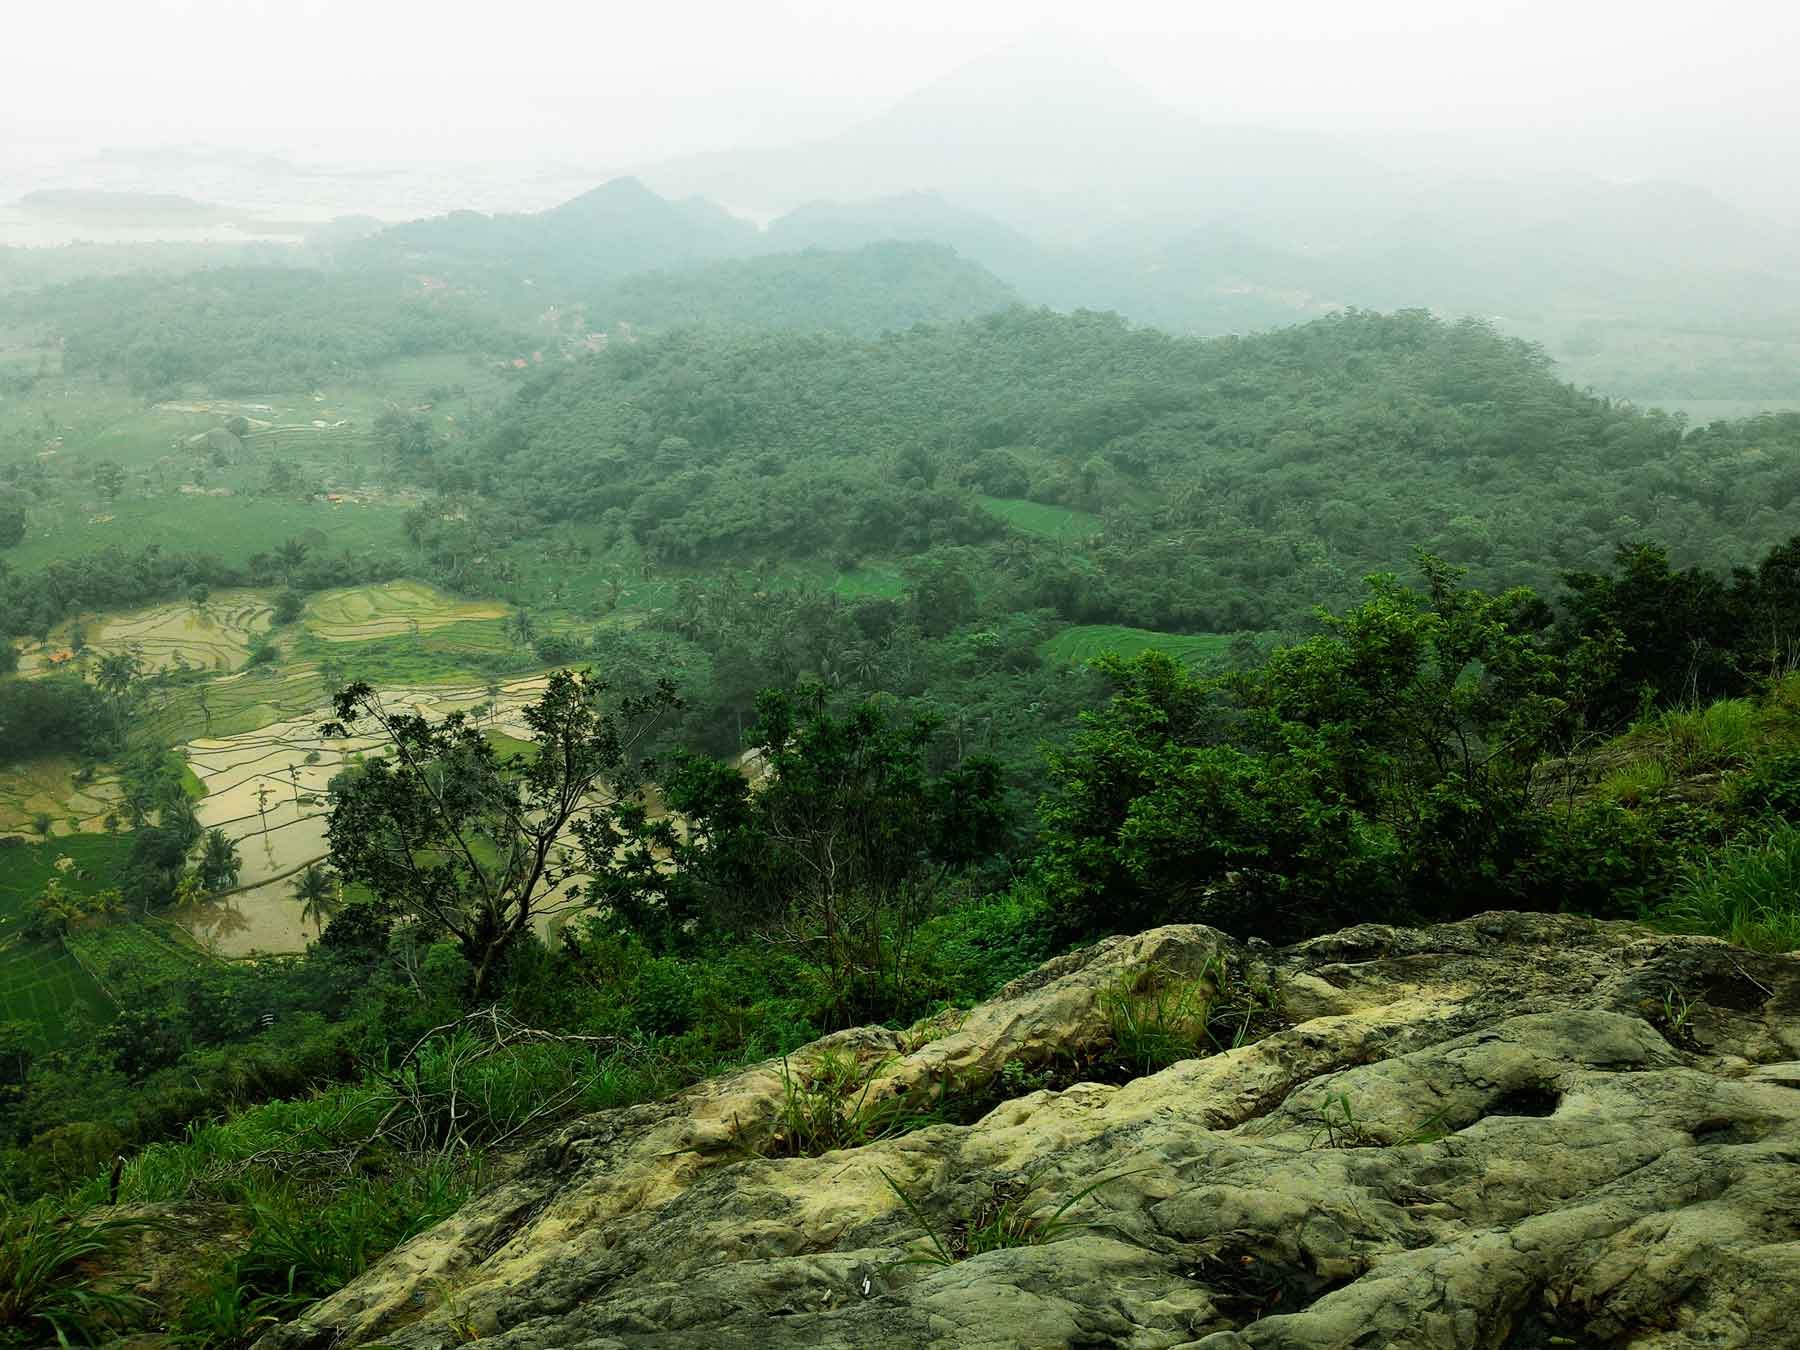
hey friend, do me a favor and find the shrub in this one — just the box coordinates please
[272,591,305,626]
[1728,751,1800,823]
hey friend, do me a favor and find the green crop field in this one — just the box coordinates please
[0,833,137,934]
[5,494,410,573]
[0,941,112,1048]
[1039,624,1236,668]
[979,496,1101,540]
[65,917,214,995]
[0,832,136,1047]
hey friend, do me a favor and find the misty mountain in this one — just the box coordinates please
[587,241,1019,337]
[636,35,1393,239]
[347,176,758,288]
[764,192,1046,280]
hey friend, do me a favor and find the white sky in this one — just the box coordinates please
[7,0,1798,195]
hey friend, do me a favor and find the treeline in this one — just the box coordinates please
[455,307,1800,633]
[11,267,510,397]
[0,543,407,643]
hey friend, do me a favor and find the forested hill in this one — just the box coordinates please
[345,176,758,288]
[587,242,1019,337]
[12,267,508,396]
[467,307,1800,631]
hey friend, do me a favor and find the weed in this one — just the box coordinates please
[0,1199,150,1347]
[1306,1093,1449,1149]
[1656,700,1759,772]
[758,1051,942,1158]
[1596,756,1672,805]
[1660,986,1698,1038]
[1098,956,1282,1077]
[880,1165,1151,1267]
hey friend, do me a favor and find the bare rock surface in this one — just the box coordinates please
[256,913,1800,1350]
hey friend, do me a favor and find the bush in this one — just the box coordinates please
[272,590,305,626]
[533,632,586,665]
[1728,751,1800,823]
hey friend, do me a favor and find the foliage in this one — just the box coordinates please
[881,1165,1147,1267]
[325,670,679,995]
[608,686,1009,1021]
[1038,558,1616,940]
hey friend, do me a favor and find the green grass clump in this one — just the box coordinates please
[881,1164,1148,1267]
[1596,755,1673,805]
[175,1163,471,1348]
[1655,821,1800,952]
[1655,699,1759,771]
[758,1050,942,1158]
[0,1200,149,1348]
[1098,957,1283,1077]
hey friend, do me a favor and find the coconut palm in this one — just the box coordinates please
[291,863,340,939]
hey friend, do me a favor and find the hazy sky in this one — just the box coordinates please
[9,0,1798,193]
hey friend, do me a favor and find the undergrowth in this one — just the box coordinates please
[0,1200,148,1348]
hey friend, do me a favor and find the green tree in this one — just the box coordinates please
[197,827,242,893]
[291,863,339,938]
[274,538,309,586]
[323,669,678,996]
[609,685,1009,1020]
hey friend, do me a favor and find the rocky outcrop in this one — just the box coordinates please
[257,914,1800,1349]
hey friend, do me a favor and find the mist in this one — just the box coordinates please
[7,0,1798,216]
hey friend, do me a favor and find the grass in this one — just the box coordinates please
[1304,1094,1451,1149]
[1040,624,1235,668]
[755,1050,942,1158]
[1654,699,1760,771]
[978,497,1100,541]
[1097,957,1284,1077]
[881,1165,1148,1267]
[1596,756,1672,805]
[0,1200,150,1348]
[1655,820,1800,952]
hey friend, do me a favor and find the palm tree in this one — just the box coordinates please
[291,863,339,939]
[198,828,242,893]
[274,538,309,586]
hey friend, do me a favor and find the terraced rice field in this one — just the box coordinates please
[0,833,136,1046]
[0,941,111,1047]
[304,580,508,642]
[19,591,274,677]
[173,675,574,956]
[64,917,213,992]
[1039,624,1236,668]
[0,757,123,836]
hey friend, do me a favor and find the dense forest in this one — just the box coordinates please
[466,307,1800,629]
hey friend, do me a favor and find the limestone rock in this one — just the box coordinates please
[256,913,1800,1349]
